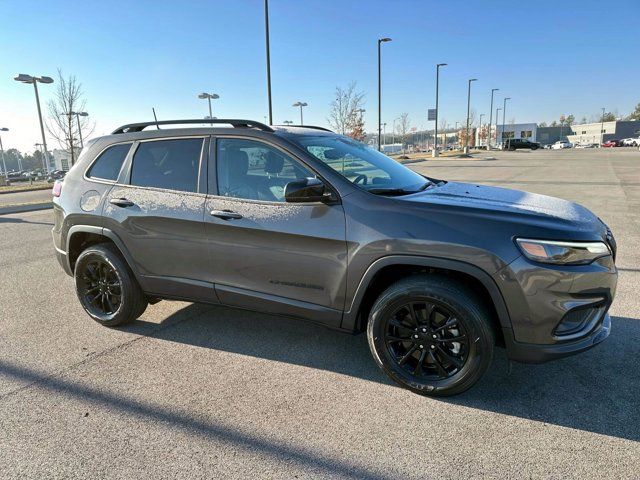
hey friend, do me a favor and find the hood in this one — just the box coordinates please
[400,181,605,234]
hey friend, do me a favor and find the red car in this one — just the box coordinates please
[602,139,621,147]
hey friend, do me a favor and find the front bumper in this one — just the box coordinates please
[503,313,611,363]
[494,254,617,363]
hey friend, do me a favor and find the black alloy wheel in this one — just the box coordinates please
[77,259,122,317]
[367,275,495,396]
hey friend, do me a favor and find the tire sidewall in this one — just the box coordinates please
[367,282,493,396]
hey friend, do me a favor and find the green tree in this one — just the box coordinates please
[627,103,640,121]
[565,114,575,126]
[601,112,616,122]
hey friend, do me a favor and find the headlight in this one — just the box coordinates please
[515,238,610,265]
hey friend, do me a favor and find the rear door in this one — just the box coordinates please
[203,136,348,327]
[102,136,215,302]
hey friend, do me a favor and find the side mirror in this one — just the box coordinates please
[284,177,333,203]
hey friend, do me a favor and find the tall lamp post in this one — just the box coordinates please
[198,92,219,119]
[292,101,307,124]
[478,113,485,147]
[14,74,54,173]
[464,78,477,154]
[62,111,89,154]
[488,88,499,149]
[433,63,447,157]
[600,107,606,146]
[0,128,9,182]
[264,0,273,124]
[377,37,392,151]
[502,97,511,148]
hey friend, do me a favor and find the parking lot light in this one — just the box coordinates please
[433,63,447,157]
[0,128,9,181]
[488,88,499,149]
[14,73,54,173]
[464,78,477,154]
[292,101,308,124]
[198,92,219,119]
[377,37,392,151]
[502,97,511,148]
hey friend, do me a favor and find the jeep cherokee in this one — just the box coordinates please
[52,119,618,396]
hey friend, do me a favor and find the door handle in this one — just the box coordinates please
[210,209,243,220]
[109,197,135,207]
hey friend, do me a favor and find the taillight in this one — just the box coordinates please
[52,180,63,197]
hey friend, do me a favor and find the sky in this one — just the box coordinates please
[1,0,639,153]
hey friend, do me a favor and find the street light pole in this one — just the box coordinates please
[292,101,307,124]
[479,113,485,147]
[377,37,392,151]
[600,107,606,147]
[14,74,54,173]
[0,128,9,182]
[488,88,499,149]
[502,97,511,148]
[198,92,219,119]
[433,63,447,157]
[464,78,477,154]
[264,0,273,124]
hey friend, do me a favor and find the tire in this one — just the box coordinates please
[367,275,495,396]
[509,145,516,151]
[74,243,148,327]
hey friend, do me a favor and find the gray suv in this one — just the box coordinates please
[52,119,617,396]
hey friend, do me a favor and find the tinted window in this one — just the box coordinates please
[130,138,203,192]
[87,143,131,181]
[289,135,429,195]
[216,138,314,202]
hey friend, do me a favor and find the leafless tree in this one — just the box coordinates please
[327,82,365,135]
[439,117,448,145]
[47,69,94,166]
[396,112,411,146]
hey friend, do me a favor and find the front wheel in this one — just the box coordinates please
[367,275,495,396]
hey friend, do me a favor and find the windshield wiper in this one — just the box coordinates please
[368,181,433,196]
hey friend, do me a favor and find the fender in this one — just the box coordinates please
[341,255,512,332]
[66,225,142,284]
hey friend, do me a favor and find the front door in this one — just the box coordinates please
[204,137,347,327]
[103,136,214,302]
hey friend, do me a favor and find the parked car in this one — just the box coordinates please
[551,141,572,149]
[602,139,621,148]
[47,170,66,182]
[52,118,618,396]
[575,143,598,149]
[502,138,540,151]
[621,137,640,147]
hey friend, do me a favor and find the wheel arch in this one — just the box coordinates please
[66,226,140,281]
[342,256,512,340]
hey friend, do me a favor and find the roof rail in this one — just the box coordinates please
[275,124,333,133]
[111,118,275,134]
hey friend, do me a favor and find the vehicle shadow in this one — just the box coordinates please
[0,216,53,226]
[125,304,640,442]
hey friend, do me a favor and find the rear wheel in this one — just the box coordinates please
[367,275,494,396]
[74,244,147,327]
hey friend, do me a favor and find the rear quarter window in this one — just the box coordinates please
[87,143,132,181]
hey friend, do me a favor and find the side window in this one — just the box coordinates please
[87,143,131,181]
[130,138,203,193]
[216,138,314,202]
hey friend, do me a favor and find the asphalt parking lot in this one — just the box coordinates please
[1,148,639,479]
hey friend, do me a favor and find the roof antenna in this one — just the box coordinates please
[152,108,160,130]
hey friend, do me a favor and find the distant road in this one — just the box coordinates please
[0,188,52,208]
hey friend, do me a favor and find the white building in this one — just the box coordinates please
[51,149,71,171]
[495,123,538,144]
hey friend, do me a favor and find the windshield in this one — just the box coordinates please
[290,135,430,195]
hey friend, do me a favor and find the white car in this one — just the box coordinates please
[551,141,572,149]
[622,137,640,146]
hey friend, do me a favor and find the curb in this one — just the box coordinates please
[0,202,53,216]
[0,185,52,195]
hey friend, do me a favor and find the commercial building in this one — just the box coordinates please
[51,149,71,171]
[537,126,568,146]
[567,120,640,146]
[495,123,538,144]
